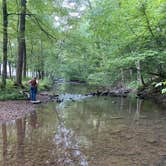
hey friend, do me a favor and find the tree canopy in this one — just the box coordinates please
[0,0,165,88]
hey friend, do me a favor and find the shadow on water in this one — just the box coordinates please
[0,83,166,165]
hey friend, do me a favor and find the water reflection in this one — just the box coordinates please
[54,105,88,166]
[0,95,166,166]
[2,124,7,166]
[16,118,26,166]
[30,111,39,129]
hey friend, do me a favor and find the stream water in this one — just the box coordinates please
[0,83,166,166]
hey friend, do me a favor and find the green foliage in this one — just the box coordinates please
[38,78,52,91]
[0,80,26,100]
[0,0,165,90]
[0,78,52,101]
[0,89,26,101]
[127,81,139,89]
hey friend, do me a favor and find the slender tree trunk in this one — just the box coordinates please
[41,71,44,79]
[23,42,26,78]
[16,0,26,85]
[0,64,1,75]
[38,70,41,79]
[8,39,13,78]
[40,39,44,79]
[129,69,133,82]
[121,68,125,87]
[2,0,8,88]
[135,60,142,86]
[8,62,12,78]
[87,0,92,9]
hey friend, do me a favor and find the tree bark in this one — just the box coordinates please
[16,0,26,85]
[40,39,44,79]
[8,62,12,78]
[23,41,26,78]
[129,69,133,82]
[0,64,1,75]
[135,60,142,86]
[2,0,8,88]
[121,68,125,87]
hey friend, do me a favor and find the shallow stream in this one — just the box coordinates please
[0,83,166,166]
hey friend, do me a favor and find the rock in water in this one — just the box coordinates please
[30,100,41,104]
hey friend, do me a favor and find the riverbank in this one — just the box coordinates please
[137,82,166,106]
[0,78,51,101]
[0,78,52,123]
[1,80,165,123]
[0,100,34,123]
[0,92,52,123]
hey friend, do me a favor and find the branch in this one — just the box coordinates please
[31,15,57,40]
[87,0,92,9]
[25,9,57,40]
[7,13,34,16]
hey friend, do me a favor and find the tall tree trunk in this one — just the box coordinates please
[40,39,44,79]
[2,0,8,88]
[8,62,12,78]
[0,64,1,75]
[41,70,45,80]
[16,0,26,85]
[23,42,26,78]
[8,39,13,78]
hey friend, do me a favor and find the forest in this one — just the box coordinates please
[1,1,166,166]
[0,0,166,95]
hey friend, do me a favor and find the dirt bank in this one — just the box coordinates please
[0,93,51,123]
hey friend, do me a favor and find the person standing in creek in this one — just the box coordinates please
[28,77,39,101]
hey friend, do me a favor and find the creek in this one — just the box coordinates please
[0,83,166,166]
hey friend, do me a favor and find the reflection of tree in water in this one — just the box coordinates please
[129,99,143,153]
[30,111,39,129]
[1,118,26,166]
[133,99,142,123]
[16,118,26,166]
[2,123,7,166]
[54,104,88,166]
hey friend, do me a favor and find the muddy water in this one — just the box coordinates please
[0,84,166,166]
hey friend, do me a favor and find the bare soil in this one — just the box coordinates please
[0,93,51,123]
